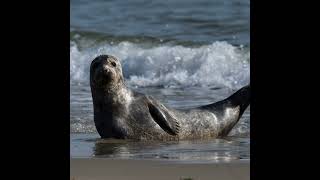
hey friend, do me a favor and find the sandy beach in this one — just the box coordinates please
[70,158,249,180]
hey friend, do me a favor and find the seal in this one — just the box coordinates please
[90,55,250,140]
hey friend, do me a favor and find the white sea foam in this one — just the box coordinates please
[70,41,250,89]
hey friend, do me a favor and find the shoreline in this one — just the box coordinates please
[71,158,250,180]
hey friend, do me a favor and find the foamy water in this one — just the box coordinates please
[71,40,249,89]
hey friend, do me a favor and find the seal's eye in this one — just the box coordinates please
[111,61,117,67]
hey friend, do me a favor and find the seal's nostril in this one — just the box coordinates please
[103,64,109,71]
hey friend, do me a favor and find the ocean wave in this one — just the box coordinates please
[70,40,249,89]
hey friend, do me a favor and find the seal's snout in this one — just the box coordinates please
[102,64,110,73]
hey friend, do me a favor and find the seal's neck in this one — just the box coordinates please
[92,83,132,112]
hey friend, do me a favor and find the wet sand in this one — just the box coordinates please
[70,158,249,180]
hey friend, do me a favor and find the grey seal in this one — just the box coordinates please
[90,55,250,140]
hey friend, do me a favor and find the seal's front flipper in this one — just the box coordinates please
[147,97,180,136]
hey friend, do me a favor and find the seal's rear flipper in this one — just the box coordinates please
[201,84,250,113]
[217,84,250,136]
[227,84,250,117]
[147,97,180,136]
[218,84,250,136]
[199,84,250,137]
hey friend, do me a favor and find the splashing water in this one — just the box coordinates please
[70,41,249,89]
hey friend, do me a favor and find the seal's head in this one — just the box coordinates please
[90,55,124,89]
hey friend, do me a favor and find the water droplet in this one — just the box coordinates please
[174,56,181,61]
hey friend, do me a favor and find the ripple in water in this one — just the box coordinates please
[71,134,250,162]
